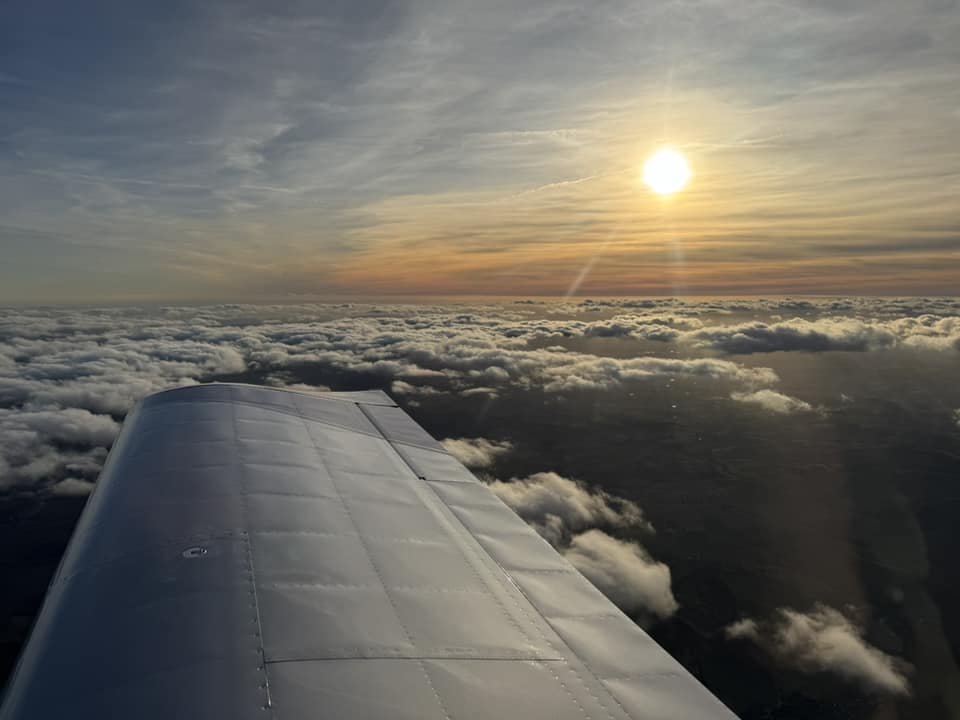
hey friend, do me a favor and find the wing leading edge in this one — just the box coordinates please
[0,383,737,720]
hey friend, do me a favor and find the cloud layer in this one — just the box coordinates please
[685,316,960,354]
[0,302,774,492]
[0,298,960,496]
[2,299,958,493]
[726,605,911,696]
[0,407,115,491]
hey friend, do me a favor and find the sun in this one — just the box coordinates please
[642,148,692,195]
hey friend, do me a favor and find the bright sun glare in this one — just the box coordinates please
[642,148,692,195]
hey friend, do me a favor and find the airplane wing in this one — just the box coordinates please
[0,384,737,719]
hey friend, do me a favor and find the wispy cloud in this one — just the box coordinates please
[2,0,959,301]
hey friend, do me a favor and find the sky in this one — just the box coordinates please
[2,0,959,304]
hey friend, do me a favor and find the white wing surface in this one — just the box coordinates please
[0,383,737,720]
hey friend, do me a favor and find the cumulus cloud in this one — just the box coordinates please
[891,316,960,352]
[564,529,678,619]
[460,386,499,399]
[280,383,332,394]
[485,471,648,543]
[574,298,960,318]
[726,605,911,696]
[4,407,120,446]
[731,389,815,414]
[441,437,513,468]
[683,315,960,355]
[2,300,954,493]
[390,380,442,396]
[0,408,117,491]
[485,471,676,618]
[685,318,897,353]
[725,618,759,640]
[262,373,331,393]
[539,356,777,393]
[580,314,704,342]
[0,309,264,490]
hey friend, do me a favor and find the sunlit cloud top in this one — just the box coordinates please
[2,0,959,303]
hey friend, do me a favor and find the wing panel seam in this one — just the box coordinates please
[356,403,625,720]
[230,393,276,717]
[356,404,547,649]
[295,403,454,720]
[264,655,567,664]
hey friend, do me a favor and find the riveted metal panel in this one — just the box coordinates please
[0,383,737,720]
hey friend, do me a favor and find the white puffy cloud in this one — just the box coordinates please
[683,314,960,355]
[0,407,117,490]
[539,355,777,393]
[890,316,960,351]
[4,408,121,447]
[2,299,954,492]
[28,378,197,416]
[486,471,648,543]
[726,605,911,696]
[731,389,815,414]
[564,529,678,619]
[571,297,960,318]
[263,376,331,393]
[441,437,513,468]
[390,380,442,396]
[485,470,675,619]
[580,314,704,342]
[684,318,898,353]
[460,386,499,399]
[725,618,759,640]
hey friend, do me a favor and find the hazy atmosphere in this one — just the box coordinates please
[2,1,959,302]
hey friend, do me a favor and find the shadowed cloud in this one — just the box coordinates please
[726,605,912,696]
